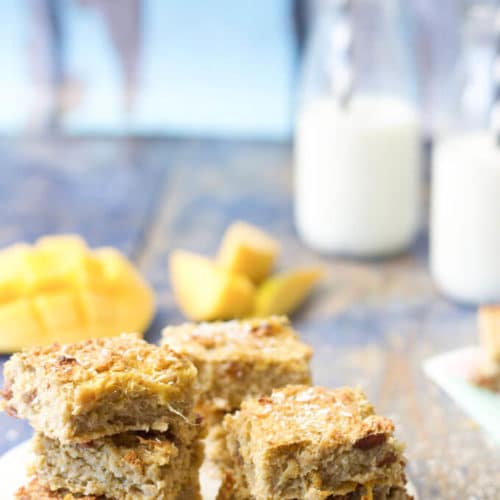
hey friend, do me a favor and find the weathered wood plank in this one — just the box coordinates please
[0,138,169,255]
[0,137,170,454]
[136,140,499,498]
[0,138,498,498]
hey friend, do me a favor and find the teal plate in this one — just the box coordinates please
[424,346,500,444]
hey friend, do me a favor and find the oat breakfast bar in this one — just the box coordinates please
[1,333,198,443]
[472,306,500,391]
[478,306,500,362]
[30,429,204,500]
[15,478,105,500]
[220,385,411,500]
[162,316,312,474]
[15,476,202,500]
[161,316,312,416]
[217,474,411,500]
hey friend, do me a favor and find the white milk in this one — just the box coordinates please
[431,132,500,303]
[294,95,421,257]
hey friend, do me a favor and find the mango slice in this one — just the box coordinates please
[218,221,280,284]
[169,250,255,321]
[0,235,155,352]
[255,267,323,316]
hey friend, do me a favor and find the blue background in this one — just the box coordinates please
[0,0,295,138]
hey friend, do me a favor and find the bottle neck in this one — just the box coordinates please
[339,0,413,100]
[298,0,415,109]
[456,1,497,129]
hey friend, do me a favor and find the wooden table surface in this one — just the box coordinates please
[0,138,498,499]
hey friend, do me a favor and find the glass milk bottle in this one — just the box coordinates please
[294,0,421,257]
[431,1,500,304]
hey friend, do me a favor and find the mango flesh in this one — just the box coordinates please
[255,267,323,317]
[169,250,255,321]
[0,235,155,352]
[218,221,280,284]
[0,244,31,302]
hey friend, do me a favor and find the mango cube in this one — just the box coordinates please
[0,244,31,302]
[218,221,280,284]
[0,235,155,352]
[33,292,87,345]
[24,235,89,293]
[79,289,115,324]
[36,234,88,256]
[169,250,255,321]
[255,267,323,317]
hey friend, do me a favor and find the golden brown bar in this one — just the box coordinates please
[1,334,198,443]
[161,316,312,416]
[30,429,204,500]
[220,385,411,500]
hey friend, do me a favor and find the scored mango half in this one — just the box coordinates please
[218,221,280,284]
[0,235,155,352]
[255,267,323,317]
[169,250,255,321]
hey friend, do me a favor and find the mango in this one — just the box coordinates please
[33,292,88,345]
[36,234,88,257]
[79,289,115,325]
[169,250,255,321]
[0,235,155,352]
[0,244,31,302]
[255,267,323,317]
[218,221,280,284]
[0,299,47,349]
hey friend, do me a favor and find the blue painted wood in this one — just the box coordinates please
[0,137,168,455]
[0,138,498,498]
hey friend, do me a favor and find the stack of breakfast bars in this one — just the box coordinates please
[162,316,413,500]
[161,316,313,474]
[2,334,205,499]
[2,317,414,499]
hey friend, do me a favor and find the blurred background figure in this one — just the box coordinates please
[79,0,142,113]
[0,0,480,139]
[4,0,295,137]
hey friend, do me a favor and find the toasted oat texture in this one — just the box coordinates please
[471,307,500,391]
[15,478,105,499]
[161,316,312,414]
[1,333,198,442]
[471,357,500,392]
[204,421,233,476]
[222,385,409,500]
[216,472,412,500]
[473,373,500,391]
[179,463,203,500]
[16,476,202,500]
[31,429,204,500]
